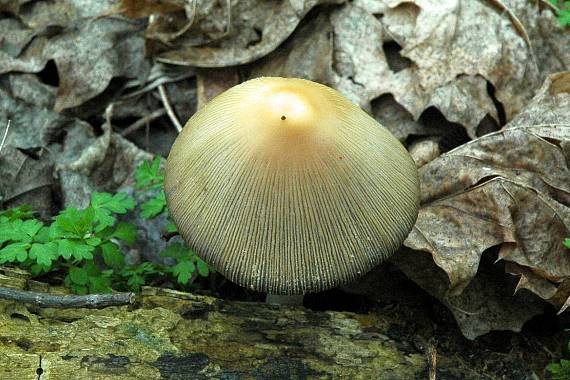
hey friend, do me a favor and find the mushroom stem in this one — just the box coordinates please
[265,294,304,306]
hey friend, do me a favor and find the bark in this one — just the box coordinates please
[0,271,539,379]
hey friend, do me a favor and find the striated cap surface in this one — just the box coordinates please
[165,77,420,294]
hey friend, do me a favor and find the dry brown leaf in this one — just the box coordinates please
[399,76,570,322]
[505,261,570,313]
[404,125,570,296]
[196,67,239,110]
[113,0,184,19]
[6,73,57,110]
[0,18,47,74]
[507,72,570,128]
[327,2,500,133]
[0,0,32,14]
[0,147,55,220]
[331,0,568,137]
[16,0,115,27]
[388,0,568,125]
[0,1,150,111]
[249,12,334,85]
[394,102,570,336]
[153,0,344,68]
[392,248,545,339]
[48,18,150,111]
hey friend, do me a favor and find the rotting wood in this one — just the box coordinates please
[0,272,545,379]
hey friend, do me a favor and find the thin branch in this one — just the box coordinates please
[158,84,183,133]
[0,119,11,154]
[427,341,438,380]
[167,0,198,41]
[0,286,135,309]
[105,103,114,128]
[120,108,166,137]
[538,0,558,12]
[224,0,232,37]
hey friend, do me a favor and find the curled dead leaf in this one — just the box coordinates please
[153,0,344,67]
[402,123,570,327]
[405,125,570,296]
[336,0,567,137]
[0,2,150,112]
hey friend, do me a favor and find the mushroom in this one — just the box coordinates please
[165,77,420,300]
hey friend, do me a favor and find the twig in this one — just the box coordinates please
[0,286,135,309]
[223,0,231,37]
[168,0,198,41]
[121,108,166,137]
[0,119,11,154]
[427,340,437,380]
[449,304,481,315]
[158,84,183,133]
[538,0,558,12]
[147,1,197,46]
[105,103,114,127]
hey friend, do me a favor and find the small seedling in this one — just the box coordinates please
[135,157,211,284]
[547,340,570,380]
[550,0,570,27]
[0,157,211,294]
[0,193,139,293]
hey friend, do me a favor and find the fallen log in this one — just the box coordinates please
[0,272,550,379]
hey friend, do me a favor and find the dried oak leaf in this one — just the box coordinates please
[331,0,568,138]
[113,0,184,19]
[391,248,545,339]
[404,124,570,292]
[0,147,55,220]
[393,87,570,336]
[154,0,344,67]
[0,0,32,14]
[0,1,150,111]
[249,11,334,85]
[506,72,570,129]
[494,72,570,313]
[403,118,570,318]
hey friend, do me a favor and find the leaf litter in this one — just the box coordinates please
[0,0,569,340]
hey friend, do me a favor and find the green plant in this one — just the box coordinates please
[550,0,570,27]
[136,157,167,219]
[547,341,570,380]
[0,193,139,293]
[135,157,211,284]
[0,157,211,294]
[564,238,570,249]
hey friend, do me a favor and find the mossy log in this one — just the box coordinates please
[0,271,536,379]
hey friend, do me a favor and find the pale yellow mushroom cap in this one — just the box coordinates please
[165,77,420,295]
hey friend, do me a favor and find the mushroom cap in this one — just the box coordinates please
[165,77,420,295]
